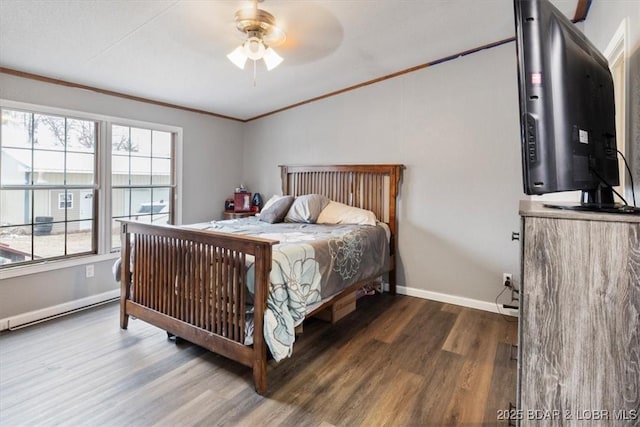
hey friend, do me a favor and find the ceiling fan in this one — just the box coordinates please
[227,0,286,72]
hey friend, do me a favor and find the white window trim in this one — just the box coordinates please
[0,99,183,277]
[603,18,629,201]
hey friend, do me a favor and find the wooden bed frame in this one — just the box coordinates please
[119,164,404,394]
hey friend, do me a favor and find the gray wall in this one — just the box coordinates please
[0,73,244,320]
[585,1,640,203]
[242,43,524,305]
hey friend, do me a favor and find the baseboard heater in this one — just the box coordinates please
[0,289,120,331]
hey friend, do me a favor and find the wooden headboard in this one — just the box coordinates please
[279,164,404,293]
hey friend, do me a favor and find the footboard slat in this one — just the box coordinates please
[240,252,246,344]
[213,246,220,335]
[221,247,228,338]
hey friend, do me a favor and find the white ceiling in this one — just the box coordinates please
[0,0,580,121]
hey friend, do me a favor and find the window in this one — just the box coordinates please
[0,103,180,269]
[58,192,73,209]
[0,109,97,266]
[111,125,174,250]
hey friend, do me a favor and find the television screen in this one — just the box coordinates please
[513,0,638,213]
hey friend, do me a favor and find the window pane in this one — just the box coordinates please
[112,188,130,218]
[132,188,152,220]
[112,125,130,152]
[150,188,170,225]
[33,189,57,223]
[0,225,33,265]
[152,188,171,204]
[152,131,172,157]
[112,153,130,185]
[66,223,93,255]
[1,189,31,225]
[130,156,151,184]
[131,127,151,155]
[1,148,32,184]
[66,190,93,222]
[1,110,32,149]
[33,214,55,236]
[34,114,65,149]
[112,219,122,251]
[66,152,95,185]
[33,149,64,185]
[34,222,65,259]
[66,119,95,152]
[151,158,171,185]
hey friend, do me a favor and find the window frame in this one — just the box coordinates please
[0,107,100,265]
[0,99,183,278]
[603,19,629,201]
[109,123,177,251]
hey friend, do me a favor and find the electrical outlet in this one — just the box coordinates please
[86,264,95,278]
[503,273,513,287]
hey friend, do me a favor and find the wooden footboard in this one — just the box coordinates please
[119,220,277,394]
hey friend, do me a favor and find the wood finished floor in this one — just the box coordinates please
[0,294,518,427]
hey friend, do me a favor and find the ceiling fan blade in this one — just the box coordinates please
[268,3,343,66]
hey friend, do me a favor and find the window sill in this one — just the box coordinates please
[0,253,120,280]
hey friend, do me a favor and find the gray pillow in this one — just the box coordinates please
[258,195,294,223]
[284,194,330,223]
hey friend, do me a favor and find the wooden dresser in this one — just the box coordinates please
[517,201,640,426]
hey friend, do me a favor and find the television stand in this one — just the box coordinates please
[543,202,640,215]
[517,201,640,426]
[543,186,640,215]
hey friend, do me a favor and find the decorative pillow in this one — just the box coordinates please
[258,195,294,224]
[284,194,330,223]
[260,195,283,213]
[316,201,377,226]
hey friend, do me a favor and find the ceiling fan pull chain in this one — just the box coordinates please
[253,60,257,87]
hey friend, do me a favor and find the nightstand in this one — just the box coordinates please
[222,210,255,219]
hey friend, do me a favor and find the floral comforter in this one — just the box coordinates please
[194,217,390,361]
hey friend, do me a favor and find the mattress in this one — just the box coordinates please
[192,216,390,361]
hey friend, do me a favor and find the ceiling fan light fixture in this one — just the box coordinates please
[263,47,283,71]
[244,35,266,60]
[227,46,248,69]
[228,1,286,75]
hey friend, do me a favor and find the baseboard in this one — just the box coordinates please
[0,285,516,332]
[0,289,120,331]
[396,285,518,317]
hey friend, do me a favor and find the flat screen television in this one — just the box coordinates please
[513,0,639,214]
